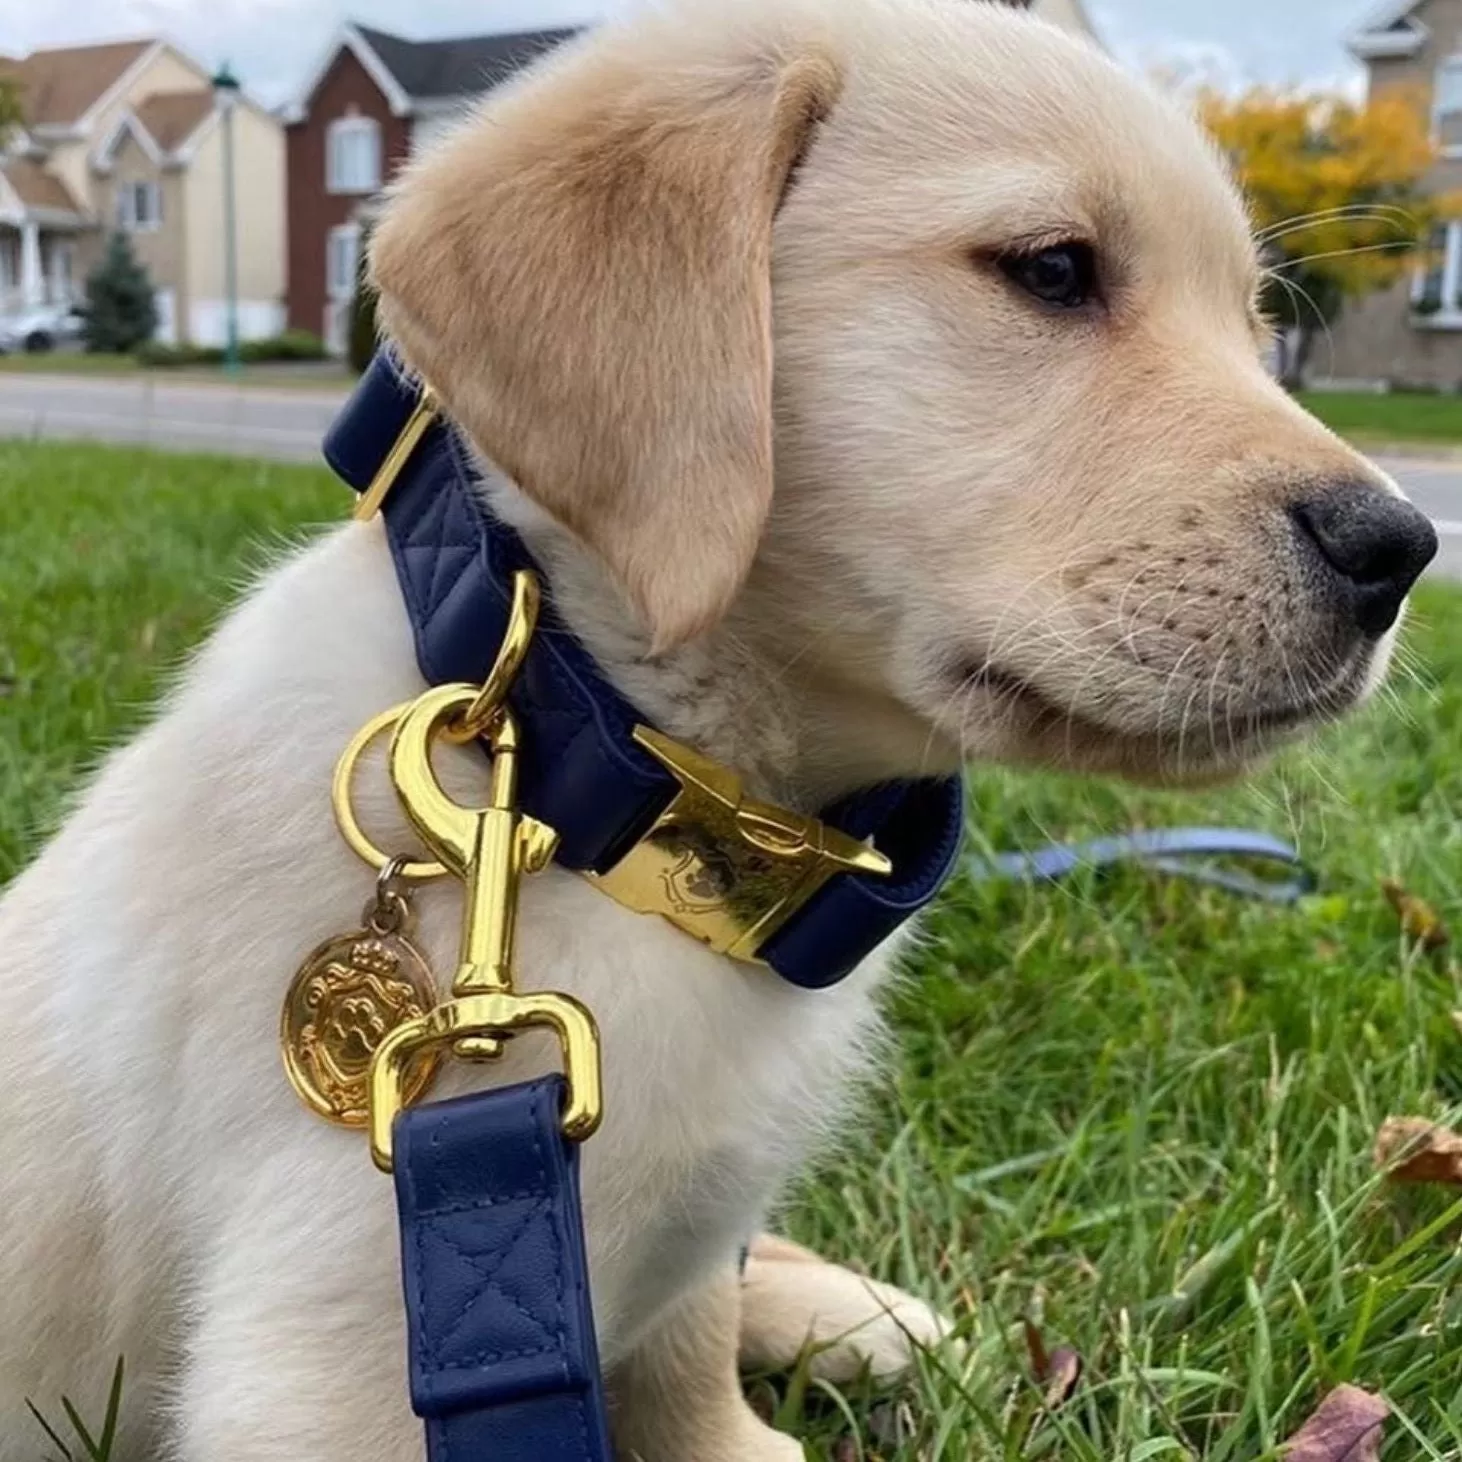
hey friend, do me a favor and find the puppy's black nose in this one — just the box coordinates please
[1290,485,1438,637]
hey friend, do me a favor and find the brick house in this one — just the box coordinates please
[1325,0,1462,389]
[283,25,576,354]
[283,3,1096,357]
[0,39,286,347]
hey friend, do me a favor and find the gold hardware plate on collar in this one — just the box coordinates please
[353,387,440,522]
[590,728,892,964]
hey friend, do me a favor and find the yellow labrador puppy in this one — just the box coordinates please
[0,0,1435,1458]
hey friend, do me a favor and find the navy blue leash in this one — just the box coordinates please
[394,1077,613,1461]
[968,826,1316,904]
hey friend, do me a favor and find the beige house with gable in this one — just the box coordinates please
[0,39,285,346]
[1325,0,1462,388]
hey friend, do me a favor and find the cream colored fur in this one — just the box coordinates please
[0,1,1410,1458]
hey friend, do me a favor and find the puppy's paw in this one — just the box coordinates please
[620,1398,805,1462]
[739,1237,955,1385]
[741,1421,806,1462]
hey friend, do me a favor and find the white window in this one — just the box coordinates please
[326,224,361,300]
[1413,221,1462,322]
[327,115,383,194]
[116,180,162,232]
[1414,224,1448,310]
[1435,58,1462,156]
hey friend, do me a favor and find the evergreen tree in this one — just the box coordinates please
[347,221,379,374]
[83,233,159,354]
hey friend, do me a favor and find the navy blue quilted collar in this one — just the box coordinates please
[322,352,966,989]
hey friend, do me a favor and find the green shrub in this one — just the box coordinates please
[83,234,158,354]
[348,282,379,375]
[134,342,224,368]
[239,329,328,364]
[347,220,379,375]
[134,331,327,369]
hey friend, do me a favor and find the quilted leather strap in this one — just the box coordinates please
[393,1077,614,1462]
[325,352,967,990]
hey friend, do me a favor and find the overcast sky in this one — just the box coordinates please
[4,0,1378,107]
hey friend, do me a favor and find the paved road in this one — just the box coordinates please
[0,373,343,463]
[1,375,1459,581]
[1372,454,1462,583]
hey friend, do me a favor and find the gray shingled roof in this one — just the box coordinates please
[355,25,579,103]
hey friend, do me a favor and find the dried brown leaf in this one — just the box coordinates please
[1023,1319,1083,1412]
[1022,1317,1049,1380]
[1380,877,1449,952]
[1282,1384,1388,1461]
[1375,1116,1462,1185]
[1042,1346,1083,1409]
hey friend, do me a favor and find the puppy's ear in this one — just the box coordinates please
[371,33,840,651]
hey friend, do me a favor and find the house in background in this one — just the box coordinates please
[91,83,286,344]
[1325,0,1462,388]
[0,154,85,324]
[284,0,1097,357]
[283,25,576,354]
[0,38,286,346]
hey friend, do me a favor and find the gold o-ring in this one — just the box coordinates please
[441,571,540,745]
[331,702,448,881]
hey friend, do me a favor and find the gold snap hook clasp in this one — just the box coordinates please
[387,685,559,993]
[366,570,603,1171]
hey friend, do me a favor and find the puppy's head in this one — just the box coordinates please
[371,0,1437,790]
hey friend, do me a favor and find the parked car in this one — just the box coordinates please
[0,305,86,355]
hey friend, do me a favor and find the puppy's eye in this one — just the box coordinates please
[998,242,1100,310]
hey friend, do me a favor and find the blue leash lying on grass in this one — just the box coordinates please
[970,826,1318,905]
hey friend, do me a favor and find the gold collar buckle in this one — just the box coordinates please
[590,729,893,963]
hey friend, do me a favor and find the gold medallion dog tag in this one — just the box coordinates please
[281,862,440,1126]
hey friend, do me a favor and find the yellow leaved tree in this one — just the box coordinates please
[1202,88,1449,387]
[0,75,21,143]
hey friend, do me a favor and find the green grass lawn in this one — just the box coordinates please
[1300,390,1462,449]
[0,353,356,391]
[3,440,1461,1458]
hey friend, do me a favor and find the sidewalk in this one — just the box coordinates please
[1349,436,1462,465]
[0,372,349,463]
